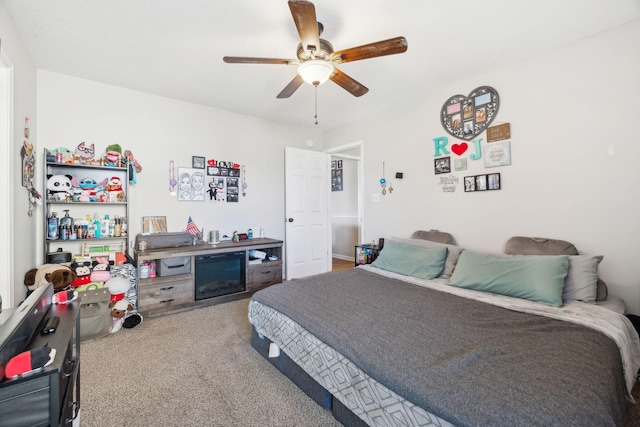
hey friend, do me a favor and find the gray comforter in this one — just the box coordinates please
[252,268,627,426]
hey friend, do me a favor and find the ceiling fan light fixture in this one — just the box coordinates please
[297,60,334,86]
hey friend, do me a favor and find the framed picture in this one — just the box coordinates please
[487,173,501,190]
[484,141,511,168]
[192,156,206,169]
[464,176,476,192]
[434,157,451,175]
[475,174,487,191]
[465,173,501,192]
[141,216,167,234]
[178,167,206,201]
[331,169,343,191]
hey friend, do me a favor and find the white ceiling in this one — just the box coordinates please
[4,0,640,131]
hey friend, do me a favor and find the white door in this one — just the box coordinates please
[285,147,330,279]
[0,51,13,308]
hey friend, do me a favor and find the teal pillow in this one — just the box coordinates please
[370,240,447,280]
[448,251,569,307]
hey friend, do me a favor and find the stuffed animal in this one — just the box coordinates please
[124,150,142,173]
[69,261,92,288]
[72,176,108,202]
[105,276,130,303]
[104,144,123,167]
[110,299,134,333]
[24,264,78,293]
[46,174,73,201]
[123,149,142,184]
[105,176,125,202]
[90,260,112,283]
[74,142,95,164]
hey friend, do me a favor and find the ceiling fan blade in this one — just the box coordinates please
[331,36,408,64]
[330,68,369,97]
[288,0,320,53]
[277,74,305,99]
[223,56,296,65]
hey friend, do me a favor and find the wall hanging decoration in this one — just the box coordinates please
[241,165,248,197]
[454,158,467,171]
[203,159,243,203]
[379,162,387,195]
[21,117,42,216]
[192,156,205,169]
[464,173,501,192]
[169,161,177,196]
[331,159,343,192]
[483,141,511,168]
[177,168,206,201]
[208,177,226,202]
[434,157,451,175]
[440,86,499,140]
[438,175,458,193]
[487,123,511,142]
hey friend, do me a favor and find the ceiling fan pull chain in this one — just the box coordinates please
[314,85,319,125]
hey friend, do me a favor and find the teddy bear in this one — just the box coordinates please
[110,299,134,333]
[109,299,143,333]
[105,276,130,303]
[46,174,73,201]
[105,176,125,202]
[24,264,78,293]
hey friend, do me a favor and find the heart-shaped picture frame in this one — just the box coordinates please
[440,86,499,141]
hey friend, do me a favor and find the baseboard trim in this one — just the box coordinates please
[332,254,354,262]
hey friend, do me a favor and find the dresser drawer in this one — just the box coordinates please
[139,279,193,311]
[247,262,282,291]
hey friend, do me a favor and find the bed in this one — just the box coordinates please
[248,232,640,426]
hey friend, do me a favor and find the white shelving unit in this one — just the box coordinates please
[43,150,130,261]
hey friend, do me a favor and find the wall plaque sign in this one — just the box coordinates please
[487,123,511,142]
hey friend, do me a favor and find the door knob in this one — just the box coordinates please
[287,218,294,222]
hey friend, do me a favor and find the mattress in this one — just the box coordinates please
[249,265,640,427]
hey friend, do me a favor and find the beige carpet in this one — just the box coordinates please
[80,298,342,427]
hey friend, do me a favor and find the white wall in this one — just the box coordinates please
[324,19,640,314]
[36,71,322,265]
[1,3,38,307]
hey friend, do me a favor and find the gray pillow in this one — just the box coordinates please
[504,236,608,301]
[411,229,456,245]
[449,251,569,307]
[504,236,578,256]
[564,255,602,304]
[391,237,463,279]
[370,240,447,280]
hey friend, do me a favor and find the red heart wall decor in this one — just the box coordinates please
[440,86,499,141]
[451,142,468,156]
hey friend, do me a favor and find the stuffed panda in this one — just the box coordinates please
[46,174,73,201]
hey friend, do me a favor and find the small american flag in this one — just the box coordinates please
[185,216,200,235]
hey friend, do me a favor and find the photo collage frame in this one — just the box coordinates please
[180,157,242,203]
[464,173,501,192]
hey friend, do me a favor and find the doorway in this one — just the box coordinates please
[325,141,363,263]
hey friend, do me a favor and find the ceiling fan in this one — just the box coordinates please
[223,0,408,99]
